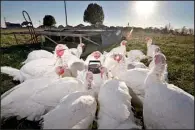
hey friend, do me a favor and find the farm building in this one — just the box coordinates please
[5,22,22,28]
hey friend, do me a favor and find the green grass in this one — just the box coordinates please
[1,28,43,47]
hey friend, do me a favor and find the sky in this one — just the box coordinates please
[1,1,194,29]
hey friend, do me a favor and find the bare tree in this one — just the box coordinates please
[181,26,187,35]
[188,28,194,35]
[164,23,173,34]
[163,24,169,34]
[173,29,179,35]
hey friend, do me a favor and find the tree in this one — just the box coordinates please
[83,3,104,26]
[188,28,194,35]
[163,23,172,34]
[169,29,174,34]
[148,27,153,33]
[181,26,187,35]
[174,29,179,35]
[164,25,169,34]
[43,15,56,26]
[153,27,160,33]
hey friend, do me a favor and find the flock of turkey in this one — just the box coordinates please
[1,29,194,129]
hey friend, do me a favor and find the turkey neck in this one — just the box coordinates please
[54,58,64,67]
[121,45,126,53]
[147,39,152,48]
[77,45,83,53]
[146,63,167,84]
[76,45,83,57]
[112,59,128,78]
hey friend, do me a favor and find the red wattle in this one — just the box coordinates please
[56,50,64,57]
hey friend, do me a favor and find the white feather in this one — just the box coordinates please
[143,53,194,129]
[1,66,22,81]
[127,50,147,62]
[1,77,87,121]
[69,43,84,58]
[21,50,54,64]
[98,79,141,129]
[42,91,97,129]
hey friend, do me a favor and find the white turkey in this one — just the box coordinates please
[98,79,141,129]
[42,91,97,129]
[77,66,110,98]
[103,53,134,79]
[127,61,147,70]
[148,47,169,82]
[111,54,149,104]
[148,47,161,69]
[1,57,68,82]
[104,53,150,105]
[21,44,68,64]
[1,43,71,82]
[84,51,105,65]
[104,52,147,76]
[0,65,69,101]
[21,50,53,64]
[143,52,194,129]
[119,67,149,105]
[1,77,57,119]
[126,50,147,62]
[62,51,86,77]
[108,40,127,56]
[145,37,160,58]
[69,43,85,58]
[1,65,94,122]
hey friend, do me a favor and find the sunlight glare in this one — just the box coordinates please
[135,1,156,17]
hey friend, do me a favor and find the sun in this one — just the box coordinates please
[135,1,156,16]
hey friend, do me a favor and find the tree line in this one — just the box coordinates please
[20,3,194,36]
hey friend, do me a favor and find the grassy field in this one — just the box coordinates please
[1,30,194,97]
[1,28,43,47]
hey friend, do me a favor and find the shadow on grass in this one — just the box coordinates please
[1,42,46,54]
[1,117,42,129]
